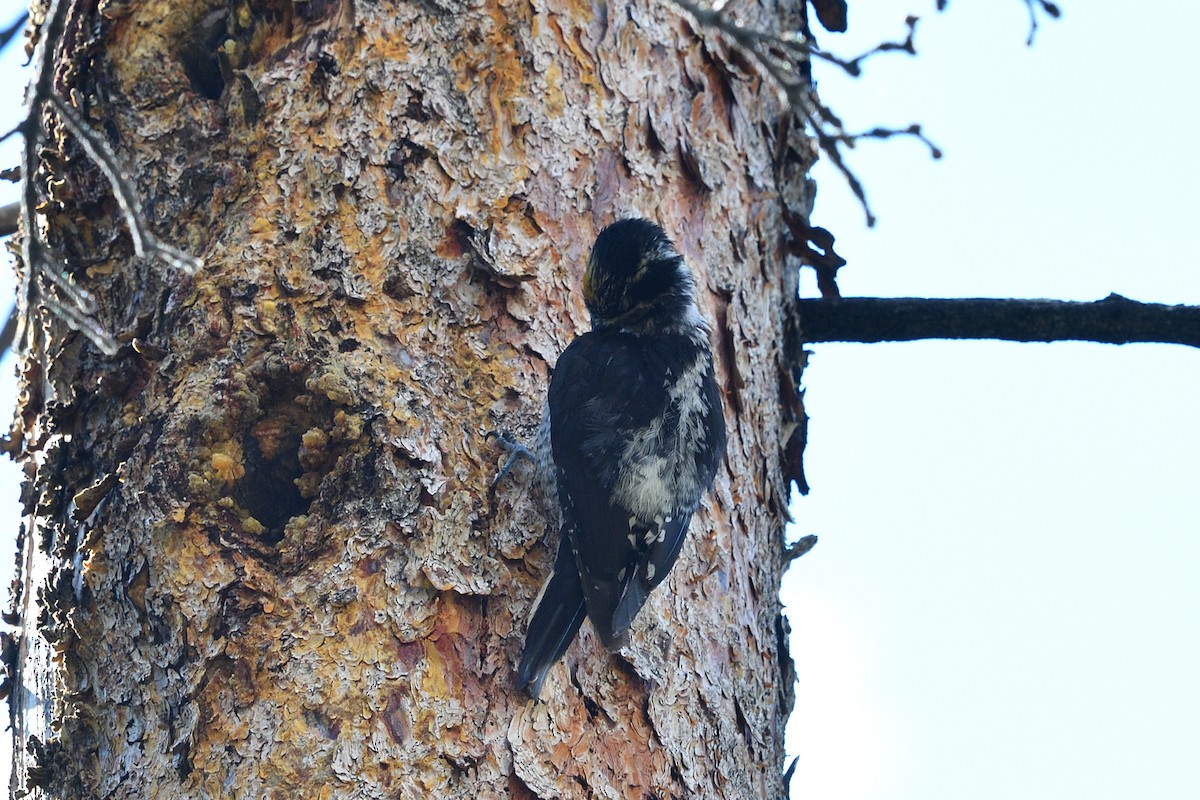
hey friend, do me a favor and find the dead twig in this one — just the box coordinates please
[673,2,1058,226]
[783,211,845,299]
[1020,0,1062,46]
[784,534,818,563]
[13,0,202,356]
[0,11,27,52]
[671,2,939,227]
[939,0,1062,45]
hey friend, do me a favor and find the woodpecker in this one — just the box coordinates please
[515,218,727,698]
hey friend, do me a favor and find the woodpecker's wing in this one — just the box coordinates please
[607,510,694,642]
[548,331,698,648]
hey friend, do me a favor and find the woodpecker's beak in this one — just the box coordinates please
[582,255,597,306]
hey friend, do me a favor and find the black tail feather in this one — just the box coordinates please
[607,577,647,647]
[516,538,586,699]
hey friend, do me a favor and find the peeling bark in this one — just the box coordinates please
[8,0,813,797]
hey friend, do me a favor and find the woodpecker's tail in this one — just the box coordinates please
[608,511,694,646]
[516,537,586,699]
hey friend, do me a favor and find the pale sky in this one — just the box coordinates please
[782,3,1200,799]
[1,2,1197,797]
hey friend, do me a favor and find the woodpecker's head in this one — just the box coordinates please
[582,219,698,330]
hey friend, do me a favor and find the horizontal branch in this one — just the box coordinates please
[798,295,1200,348]
[0,200,16,236]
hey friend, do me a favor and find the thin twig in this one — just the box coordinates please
[671,1,935,227]
[938,0,1061,46]
[48,95,202,273]
[823,124,942,160]
[812,15,920,77]
[1021,0,1061,46]
[12,0,202,356]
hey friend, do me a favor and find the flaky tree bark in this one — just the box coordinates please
[7,0,812,796]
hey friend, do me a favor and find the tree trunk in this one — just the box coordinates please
[8,0,812,796]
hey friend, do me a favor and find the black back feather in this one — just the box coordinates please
[549,329,723,648]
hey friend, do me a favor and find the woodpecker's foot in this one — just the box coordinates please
[487,429,533,489]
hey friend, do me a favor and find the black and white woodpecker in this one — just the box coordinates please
[513,218,727,698]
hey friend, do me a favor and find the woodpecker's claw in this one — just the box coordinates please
[487,429,533,489]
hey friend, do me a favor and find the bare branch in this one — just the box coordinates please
[672,1,918,80]
[671,1,935,227]
[0,201,16,237]
[813,15,919,78]
[784,534,818,563]
[48,95,202,274]
[798,295,1200,348]
[938,0,1061,46]
[0,11,27,53]
[12,0,202,356]
[674,2,1059,227]
[1021,0,1062,46]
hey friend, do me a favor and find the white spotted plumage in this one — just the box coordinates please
[612,343,716,522]
[516,219,726,698]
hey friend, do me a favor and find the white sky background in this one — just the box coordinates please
[0,1,1197,796]
[782,2,1200,800]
